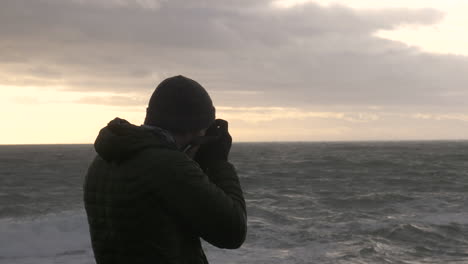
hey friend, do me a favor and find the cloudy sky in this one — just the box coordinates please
[1,0,468,143]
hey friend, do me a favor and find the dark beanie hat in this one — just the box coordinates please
[144,75,216,133]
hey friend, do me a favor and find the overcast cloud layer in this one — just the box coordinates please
[1,0,467,110]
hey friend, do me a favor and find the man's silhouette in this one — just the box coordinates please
[84,75,247,264]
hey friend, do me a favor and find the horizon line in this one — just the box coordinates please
[1,138,468,146]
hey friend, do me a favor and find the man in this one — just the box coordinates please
[83,75,247,264]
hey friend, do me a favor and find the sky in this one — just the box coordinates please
[1,0,468,144]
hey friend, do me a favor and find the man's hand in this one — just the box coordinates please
[194,119,232,171]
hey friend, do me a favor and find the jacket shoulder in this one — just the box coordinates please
[134,147,195,170]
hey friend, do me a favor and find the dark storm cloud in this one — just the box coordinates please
[2,0,466,108]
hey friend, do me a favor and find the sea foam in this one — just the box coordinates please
[0,210,94,264]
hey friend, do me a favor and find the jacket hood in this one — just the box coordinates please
[94,118,178,163]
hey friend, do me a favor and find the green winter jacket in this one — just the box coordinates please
[83,118,247,264]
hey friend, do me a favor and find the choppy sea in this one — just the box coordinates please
[0,142,467,264]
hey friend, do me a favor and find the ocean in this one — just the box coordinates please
[0,142,467,264]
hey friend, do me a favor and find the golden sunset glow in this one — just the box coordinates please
[2,0,468,144]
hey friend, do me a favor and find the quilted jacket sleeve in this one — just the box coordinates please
[154,150,247,249]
